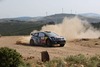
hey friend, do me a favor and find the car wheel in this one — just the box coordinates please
[60,44,65,47]
[30,39,35,46]
[46,39,52,47]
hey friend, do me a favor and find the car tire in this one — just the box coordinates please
[30,39,35,46]
[46,39,52,47]
[60,44,65,47]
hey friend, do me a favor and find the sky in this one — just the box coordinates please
[0,0,100,18]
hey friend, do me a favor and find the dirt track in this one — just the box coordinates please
[0,36,100,60]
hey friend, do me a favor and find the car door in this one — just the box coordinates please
[38,32,46,45]
[32,33,39,45]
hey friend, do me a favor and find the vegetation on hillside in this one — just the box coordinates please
[0,21,45,36]
[91,22,100,29]
[0,19,100,36]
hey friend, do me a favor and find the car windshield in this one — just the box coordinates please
[45,32,59,37]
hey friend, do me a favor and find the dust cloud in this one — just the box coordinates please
[16,36,31,45]
[40,17,100,40]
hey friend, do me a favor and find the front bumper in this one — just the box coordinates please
[51,40,66,44]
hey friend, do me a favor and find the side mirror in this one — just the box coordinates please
[30,33,33,36]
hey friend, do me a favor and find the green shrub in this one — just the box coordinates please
[0,47,23,67]
[65,54,87,64]
[86,55,100,67]
[64,54,100,67]
[45,59,66,67]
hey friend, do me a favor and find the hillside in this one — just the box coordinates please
[0,21,45,36]
[1,13,100,23]
[0,13,100,36]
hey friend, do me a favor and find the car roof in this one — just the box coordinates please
[37,31,51,33]
[31,31,51,34]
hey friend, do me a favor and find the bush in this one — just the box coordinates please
[86,55,100,67]
[65,54,100,67]
[0,47,23,67]
[65,54,87,64]
[44,59,66,67]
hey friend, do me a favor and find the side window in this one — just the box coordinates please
[38,33,45,37]
[33,33,38,37]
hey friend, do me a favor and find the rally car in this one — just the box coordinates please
[30,31,66,47]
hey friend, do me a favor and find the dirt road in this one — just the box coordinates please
[0,36,100,60]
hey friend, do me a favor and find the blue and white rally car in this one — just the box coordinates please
[30,31,66,47]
